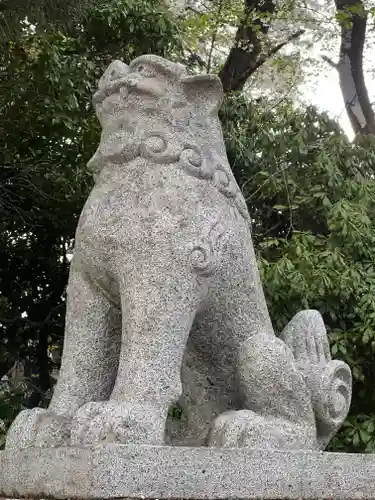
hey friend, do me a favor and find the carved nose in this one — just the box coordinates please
[108,63,130,83]
[124,75,141,90]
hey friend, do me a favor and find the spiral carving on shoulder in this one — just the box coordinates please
[140,132,182,164]
[190,220,230,277]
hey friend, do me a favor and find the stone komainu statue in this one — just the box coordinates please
[5,55,352,451]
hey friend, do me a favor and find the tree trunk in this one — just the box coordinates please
[219,0,276,92]
[218,0,305,93]
[334,0,375,136]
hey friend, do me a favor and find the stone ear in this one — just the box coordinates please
[180,74,223,114]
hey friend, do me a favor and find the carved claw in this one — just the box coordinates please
[207,410,316,450]
[279,309,352,449]
[70,401,166,446]
[5,408,71,450]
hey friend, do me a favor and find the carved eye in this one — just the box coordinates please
[135,64,155,77]
[109,68,121,81]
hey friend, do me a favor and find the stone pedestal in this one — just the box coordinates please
[1,444,374,500]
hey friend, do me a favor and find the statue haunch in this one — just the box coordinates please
[5,55,352,451]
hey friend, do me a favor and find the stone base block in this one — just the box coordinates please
[1,444,374,499]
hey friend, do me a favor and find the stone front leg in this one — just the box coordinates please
[7,266,121,450]
[70,266,201,446]
[5,408,71,450]
[48,266,122,417]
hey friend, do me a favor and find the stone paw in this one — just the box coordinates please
[5,407,71,450]
[207,410,317,450]
[70,401,166,446]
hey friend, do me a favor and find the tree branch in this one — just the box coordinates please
[321,54,339,69]
[182,49,206,69]
[218,0,304,92]
[219,0,277,92]
[207,0,224,73]
[251,29,305,74]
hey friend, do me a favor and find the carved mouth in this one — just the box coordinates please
[93,77,164,107]
[93,78,130,106]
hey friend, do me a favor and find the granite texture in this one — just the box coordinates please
[279,310,352,450]
[5,55,351,452]
[1,444,375,500]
